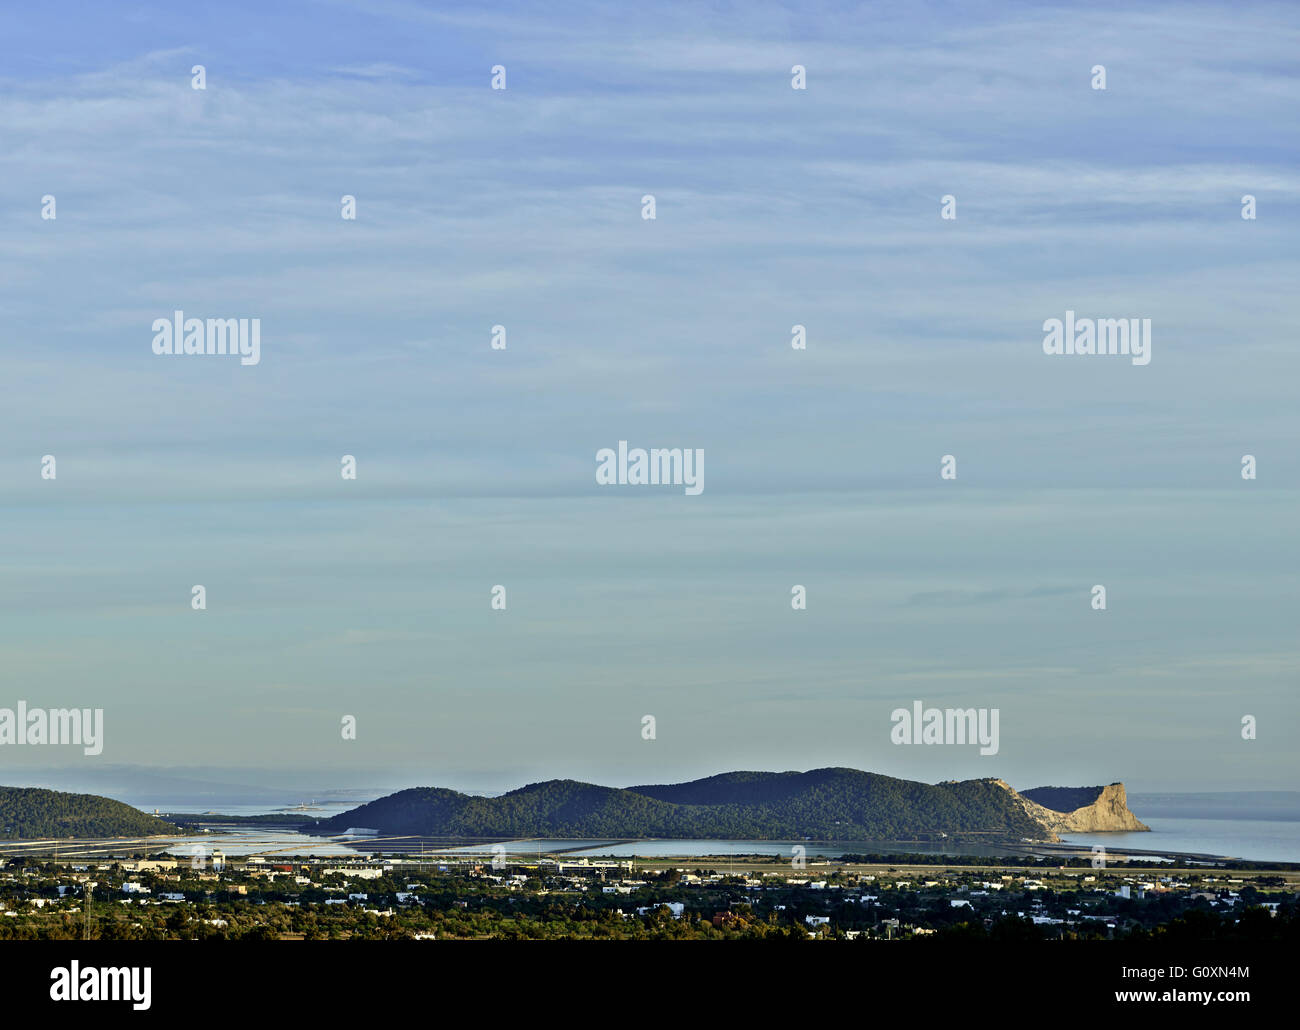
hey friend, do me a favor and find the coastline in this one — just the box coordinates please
[1,824,1291,868]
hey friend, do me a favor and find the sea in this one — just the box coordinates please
[1059,792,1300,864]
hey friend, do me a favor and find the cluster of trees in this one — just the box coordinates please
[6,887,1293,941]
[934,907,1299,942]
[6,903,1293,941]
[307,769,1049,841]
[0,788,178,839]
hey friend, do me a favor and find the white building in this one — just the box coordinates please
[635,902,685,918]
[322,867,383,880]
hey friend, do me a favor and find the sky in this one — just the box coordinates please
[1,1,1297,798]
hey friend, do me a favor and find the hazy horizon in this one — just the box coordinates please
[9,763,1300,805]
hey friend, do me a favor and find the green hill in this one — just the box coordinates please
[1020,785,1104,812]
[304,768,1054,842]
[0,787,180,839]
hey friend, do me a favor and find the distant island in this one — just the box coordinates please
[0,786,180,839]
[301,769,1150,843]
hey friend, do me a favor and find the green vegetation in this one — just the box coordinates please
[306,768,1051,841]
[1020,785,1105,811]
[0,787,179,839]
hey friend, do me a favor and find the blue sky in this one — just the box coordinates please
[1,1,1297,797]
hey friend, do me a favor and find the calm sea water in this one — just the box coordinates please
[1060,817,1300,864]
[148,802,355,818]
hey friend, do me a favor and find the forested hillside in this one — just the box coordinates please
[0,787,180,839]
[305,768,1053,841]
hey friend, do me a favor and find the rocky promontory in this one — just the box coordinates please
[1017,782,1150,833]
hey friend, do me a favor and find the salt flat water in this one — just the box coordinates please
[147,822,1300,862]
[562,838,1009,859]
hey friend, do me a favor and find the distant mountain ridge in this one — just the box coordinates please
[0,786,180,839]
[303,768,1150,843]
